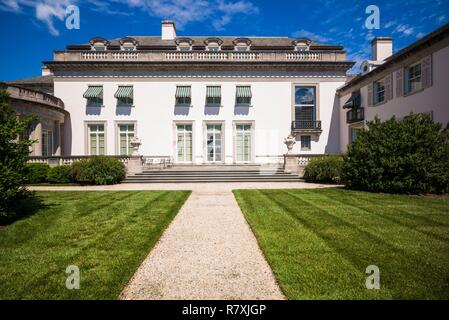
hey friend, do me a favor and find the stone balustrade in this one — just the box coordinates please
[54,50,346,63]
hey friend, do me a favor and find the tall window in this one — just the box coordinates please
[405,63,422,94]
[295,87,316,126]
[236,124,252,162]
[42,129,53,156]
[118,124,134,156]
[374,80,385,105]
[206,124,222,162]
[88,124,105,155]
[177,124,192,162]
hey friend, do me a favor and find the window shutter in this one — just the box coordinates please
[421,55,433,88]
[367,83,374,107]
[384,74,393,101]
[396,69,404,97]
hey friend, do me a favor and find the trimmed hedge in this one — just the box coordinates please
[47,165,73,184]
[25,163,50,184]
[342,114,449,194]
[304,155,344,184]
[71,156,126,185]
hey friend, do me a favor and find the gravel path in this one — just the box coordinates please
[119,188,286,300]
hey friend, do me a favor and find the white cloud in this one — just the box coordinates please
[0,0,74,36]
[111,0,258,30]
[0,0,259,35]
[291,29,331,43]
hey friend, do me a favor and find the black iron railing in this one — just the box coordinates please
[291,120,322,131]
[346,108,364,123]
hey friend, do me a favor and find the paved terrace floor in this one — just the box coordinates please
[30,182,335,300]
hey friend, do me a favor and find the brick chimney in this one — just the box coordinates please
[371,37,393,61]
[162,20,176,40]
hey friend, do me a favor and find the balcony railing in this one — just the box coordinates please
[346,108,364,123]
[53,50,347,63]
[291,120,322,131]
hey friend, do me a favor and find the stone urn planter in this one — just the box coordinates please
[283,135,296,154]
[130,137,142,156]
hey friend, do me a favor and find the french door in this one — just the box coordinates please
[236,124,252,163]
[176,124,192,162]
[206,124,222,162]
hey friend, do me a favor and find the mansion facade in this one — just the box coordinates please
[6,21,449,166]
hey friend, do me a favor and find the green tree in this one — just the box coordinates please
[343,114,449,194]
[0,90,36,213]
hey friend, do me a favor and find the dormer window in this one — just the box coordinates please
[204,38,223,52]
[90,37,109,51]
[233,38,251,52]
[176,37,193,52]
[120,37,138,51]
[293,38,311,52]
[93,43,106,51]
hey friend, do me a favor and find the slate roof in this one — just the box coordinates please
[67,36,344,51]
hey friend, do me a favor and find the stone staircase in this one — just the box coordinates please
[124,164,302,183]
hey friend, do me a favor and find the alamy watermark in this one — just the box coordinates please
[65,265,80,290]
[65,5,80,30]
[365,5,380,30]
[365,265,380,289]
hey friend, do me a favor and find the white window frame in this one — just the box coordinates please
[405,62,422,95]
[174,122,194,163]
[85,122,107,156]
[233,121,255,164]
[374,79,385,105]
[42,129,53,157]
[116,122,136,156]
[294,86,317,122]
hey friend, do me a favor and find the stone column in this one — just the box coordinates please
[33,121,42,156]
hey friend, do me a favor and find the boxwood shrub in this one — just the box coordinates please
[47,165,73,184]
[24,163,50,184]
[342,114,449,194]
[304,155,344,184]
[71,156,126,185]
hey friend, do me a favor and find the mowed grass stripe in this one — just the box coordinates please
[0,190,191,299]
[233,188,449,300]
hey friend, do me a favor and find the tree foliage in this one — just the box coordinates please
[0,90,36,213]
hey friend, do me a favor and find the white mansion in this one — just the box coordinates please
[6,21,449,167]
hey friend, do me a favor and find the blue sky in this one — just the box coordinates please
[0,0,447,81]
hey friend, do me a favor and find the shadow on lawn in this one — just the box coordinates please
[0,192,49,226]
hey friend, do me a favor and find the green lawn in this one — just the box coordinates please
[233,188,449,300]
[0,190,190,299]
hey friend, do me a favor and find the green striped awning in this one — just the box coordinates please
[83,86,103,99]
[114,86,133,99]
[236,86,252,98]
[175,86,191,98]
[206,86,221,98]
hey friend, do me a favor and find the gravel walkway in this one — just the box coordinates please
[119,188,285,300]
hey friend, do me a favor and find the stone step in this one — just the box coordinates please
[123,177,302,183]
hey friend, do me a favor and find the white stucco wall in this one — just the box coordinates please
[339,43,449,154]
[54,72,345,163]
